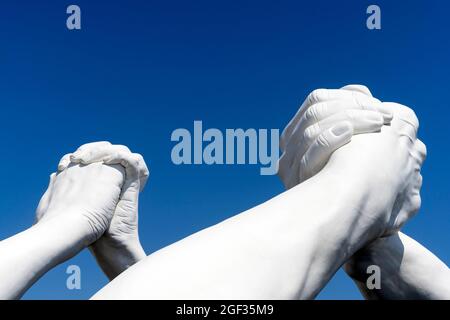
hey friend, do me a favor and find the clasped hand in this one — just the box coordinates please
[35,141,149,279]
[279,84,426,237]
[32,85,428,287]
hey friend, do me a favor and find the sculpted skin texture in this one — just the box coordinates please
[0,85,448,300]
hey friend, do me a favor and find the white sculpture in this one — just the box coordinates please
[0,85,448,300]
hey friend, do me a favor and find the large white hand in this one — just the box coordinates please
[279,85,426,236]
[278,85,393,188]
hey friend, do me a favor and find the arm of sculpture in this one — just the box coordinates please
[61,88,392,284]
[57,142,149,280]
[0,210,96,299]
[0,163,125,299]
[286,85,449,299]
[90,100,418,300]
[344,232,450,300]
[91,162,383,299]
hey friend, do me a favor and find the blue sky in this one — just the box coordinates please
[0,0,448,299]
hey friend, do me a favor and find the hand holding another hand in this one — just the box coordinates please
[278,85,426,238]
[36,141,149,279]
[35,162,125,246]
[57,141,149,278]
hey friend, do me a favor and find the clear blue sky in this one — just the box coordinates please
[0,0,448,299]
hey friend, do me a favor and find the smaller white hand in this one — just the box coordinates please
[57,141,149,279]
[35,162,125,246]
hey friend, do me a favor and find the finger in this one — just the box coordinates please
[103,152,140,187]
[73,144,149,191]
[283,110,383,182]
[340,84,373,97]
[282,97,391,168]
[71,144,131,164]
[305,109,384,141]
[104,153,141,203]
[299,121,354,182]
[293,100,391,145]
[383,102,419,136]
[411,139,427,166]
[133,153,150,191]
[340,85,397,122]
[57,153,72,172]
[284,109,384,169]
[76,141,111,152]
[108,152,150,191]
[281,89,382,150]
[71,141,112,162]
[35,172,57,222]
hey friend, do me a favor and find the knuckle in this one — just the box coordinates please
[303,125,318,143]
[116,145,131,153]
[419,141,427,157]
[59,153,70,163]
[76,145,86,153]
[304,102,327,122]
[316,133,330,148]
[130,158,140,168]
[304,106,317,122]
[315,101,328,118]
[388,102,420,128]
[416,139,427,160]
[307,89,328,105]
[402,107,419,125]
[133,153,147,168]
[133,153,144,161]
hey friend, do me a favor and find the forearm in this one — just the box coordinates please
[92,168,384,300]
[90,238,146,280]
[345,232,450,300]
[0,215,89,299]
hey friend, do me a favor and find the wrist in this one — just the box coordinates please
[264,171,385,299]
[90,234,146,280]
[319,151,396,239]
[39,208,108,247]
[303,166,388,261]
[30,213,93,268]
[344,232,403,280]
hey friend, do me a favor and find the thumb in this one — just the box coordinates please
[299,121,353,182]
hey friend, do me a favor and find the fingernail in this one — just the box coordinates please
[331,122,351,136]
